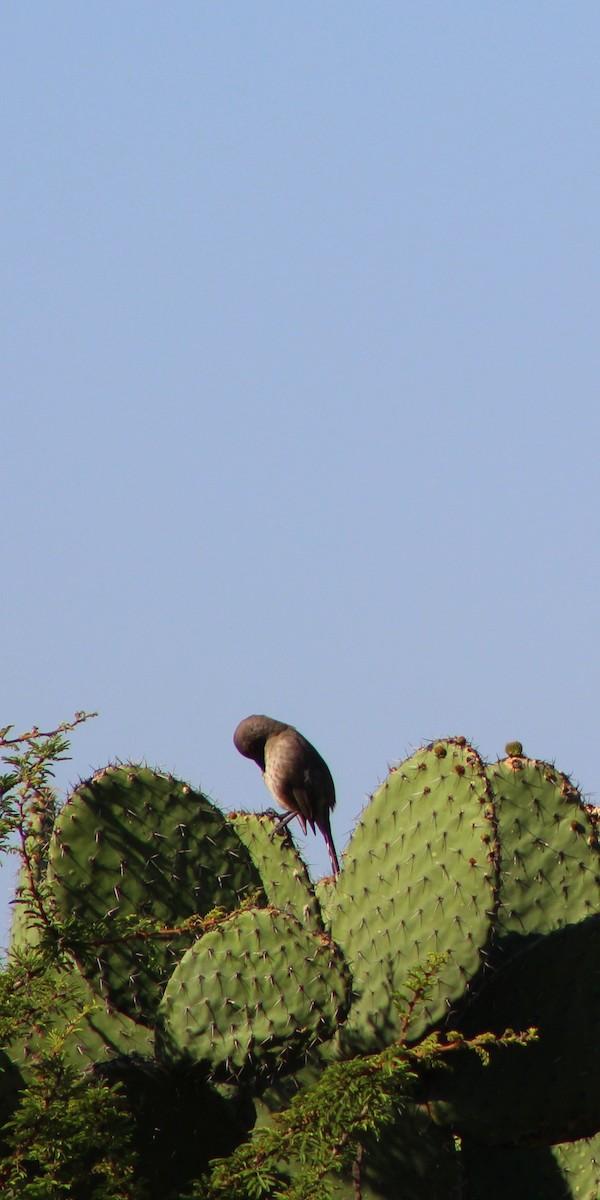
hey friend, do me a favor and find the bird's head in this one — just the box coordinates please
[233,714,289,768]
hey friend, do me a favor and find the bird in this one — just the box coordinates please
[233,714,340,876]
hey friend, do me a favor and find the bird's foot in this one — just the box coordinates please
[272,811,298,834]
[260,808,281,823]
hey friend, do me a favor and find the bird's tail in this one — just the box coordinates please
[318,812,340,876]
[325,832,340,876]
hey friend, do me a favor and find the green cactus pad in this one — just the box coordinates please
[550,1137,600,1200]
[229,812,323,929]
[330,739,498,1049]
[47,765,263,1022]
[314,877,337,927]
[487,755,600,945]
[398,754,600,1147]
[156,907,350,1080]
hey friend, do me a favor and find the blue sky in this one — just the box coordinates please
[2,3,599,933]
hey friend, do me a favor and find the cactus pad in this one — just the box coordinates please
[330,739,497,1048]
[229,812,323,929]
[157,907,350,1080]
[487,754,600,946]
[47,765,263,1021]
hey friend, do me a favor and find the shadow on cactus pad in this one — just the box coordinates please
[424,913,600,1145]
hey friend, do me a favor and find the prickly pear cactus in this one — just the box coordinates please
[296,735,600,1164]
[4,731,600,1200]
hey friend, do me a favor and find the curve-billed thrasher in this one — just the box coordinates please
[233,714,340,876]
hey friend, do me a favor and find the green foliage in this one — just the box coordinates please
[3,951,153,1077]
[0,1051,143,1200]
[197,1049,421,1200]
[192,1017,532,1199]
[2,714,92,952]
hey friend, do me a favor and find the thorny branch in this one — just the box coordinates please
[0,712,98,944]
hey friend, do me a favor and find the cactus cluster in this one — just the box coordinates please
[3,737,600,1197]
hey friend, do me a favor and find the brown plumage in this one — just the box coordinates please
[233,714,340,876]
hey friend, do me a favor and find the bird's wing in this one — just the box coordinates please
[289,787,313,835]
[265,728,335,834]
